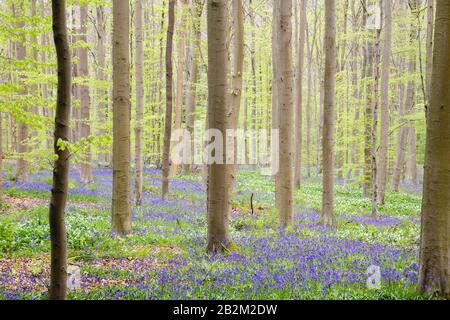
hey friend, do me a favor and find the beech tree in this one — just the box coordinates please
[377,0,392,204]
[321,0,336,227]
[206,0,232,252]
[274,0,294,228]
[79,4,93,184]
[135,0,144,205]
[111,0,132,234]
[418,0,450,298]
[294,0,306,189]
[15,0,28,182]
[161,0,175,201]
[49,0,71,300]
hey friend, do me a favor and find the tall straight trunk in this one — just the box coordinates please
[79,4,93,183]
[134,0,144,205]
[418,0,450,297]
[171,0,189,176]
[249,0,257,167]
[378,0,392,204]
[184,0,203,174]
[49,0,71,300]
[71,5,79,144]
[229,0,244,190]
[31,0,39,147]
[371,28,381,218]
[404,0,418,184]
[112,0,131,234]
[206,0,232,253]
[321,0,336,227]
[161,0,175,200]
[272,1,280,206]
[97,6,108,165]
[363,41,374,197]
[15,1,28,182]
[155,0,167,168]
[275,0,294,228]
[294,0,306,188]
[391,77,408,191]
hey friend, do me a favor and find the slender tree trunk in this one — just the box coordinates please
[391,78,408,191]
[404,0,418,184]
[272,0,280,208]
[321,0,336,227]
[378,0,392,204]
[294,0,306,188]
[155,0,167,169]
[49,0,71,300]
[206,0,232,253]
[79,4,93,183]
[134,0,144,205]
[249,0,258,167]
[371,28,381,218]
[162,0,175,200]
[418,0,450,297]
[112,0,132,234]
[229,0,244,193]
[40,0,52,149]
[31,0,39,148]
[171,0,189,176]
[184,0,203,174]
[15,1,28,182]
[71,5,80,145]
[275,0,294,228]
[363,41,374,197]
[96,6,108,165]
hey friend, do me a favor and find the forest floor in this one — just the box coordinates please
[0,165,427,299]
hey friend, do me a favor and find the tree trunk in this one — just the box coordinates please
[418,0,450,297]
[15,1,28,182]
[371,28,381,218]
[321,0,336,227]
[49,0,71,300]
[378,0,392,204]
[162,0,175,200]
[96,5,109,166]
[79,4,93,183]
[171,0,189,176]
[363,39,374,197]
[249,0,258,168]
[184,0,203,174]
[112,0,132,234]
[275,0,294,228]
[206,0,232,253]
[404,0,418,184]
[294,0,306,188]
[134,0,144,206]
[272,0,280,208]
[228,0,244,193]
[391,78,408,192]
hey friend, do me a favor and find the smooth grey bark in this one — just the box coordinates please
[321,0,337,227]
[111,0,132,234]
[206,0,232,253]
[418,0,450,298]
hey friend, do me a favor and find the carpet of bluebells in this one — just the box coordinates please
[0,164,425,300]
